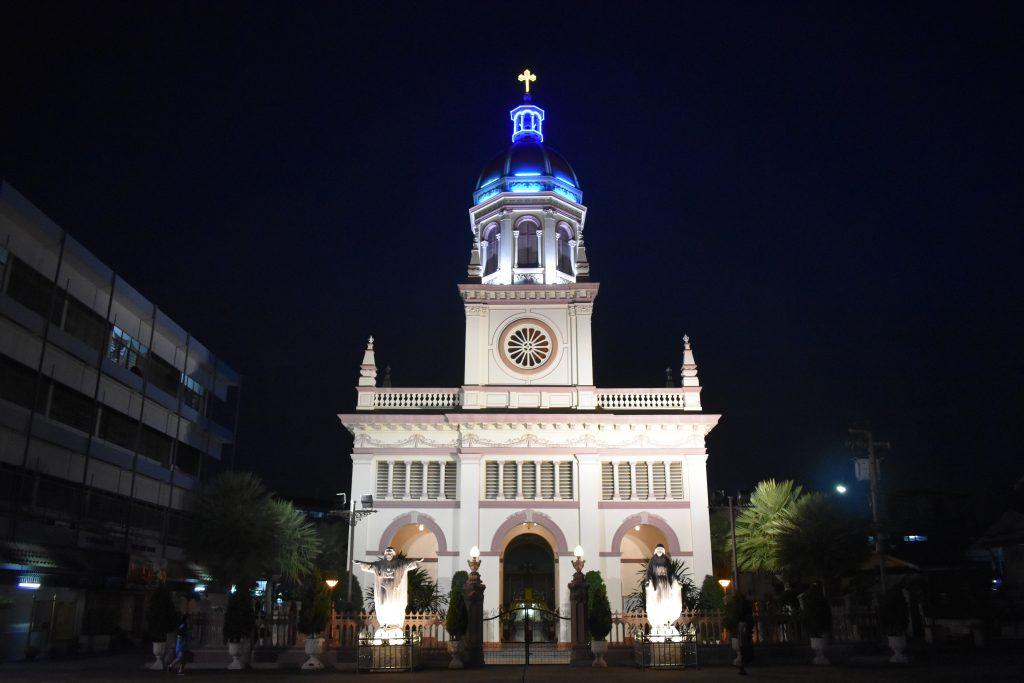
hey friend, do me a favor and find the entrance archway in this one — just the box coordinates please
[502,533,555,610]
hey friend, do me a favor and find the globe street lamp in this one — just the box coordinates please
[835,484,848,494]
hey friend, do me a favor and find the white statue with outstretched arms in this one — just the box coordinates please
[355,546,422,643]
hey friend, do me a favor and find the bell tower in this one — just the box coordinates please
[460,71,597,400]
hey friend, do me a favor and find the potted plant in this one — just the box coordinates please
[587,581,613,667]
[445,571,469,669]
[802,585,831,665]
[223,590,255,670]
[297,571,333,670]
[881,588,909,664]
[145,584,180,670]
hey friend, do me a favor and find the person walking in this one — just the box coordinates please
[168,614,190,675]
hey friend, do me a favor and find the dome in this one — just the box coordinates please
[476,139,580,191]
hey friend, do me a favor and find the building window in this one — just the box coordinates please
[392,462,407,498]
[63,296,110,353]
[49,382,95,434]
[540,461,555,499]
[485,461,500,499]
[635,461,650,500]
[515,217,540,267]
[146,354,180,397]
[409,462,424,499]
[444,461,457,499]
[375,462,389,498]
[97,406,138,451]
[558,462,573,499]
[482,223,500,276]
[601,462,614,500]
[138,425,174,467]
[181,373,205,412]
[108,326,148,375]
[175,442,202,477]
[0,354,47,412]
[556,222,574,274]
[522,462,537,499]
[6,257,55,319]
[502,462,517,499]
[669,462,683,499]
[427,462,441,499]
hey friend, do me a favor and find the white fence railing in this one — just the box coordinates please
[371,390,462,410]
[596,389,690,410]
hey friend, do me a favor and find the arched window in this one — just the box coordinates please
[482,222,500,275]
[556,222,574,274]
[515,216,540,268]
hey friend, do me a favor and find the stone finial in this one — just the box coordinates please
[665,366,674,388]
[681,334,699,388]
[358,335,378,386]
[382,365,392,388]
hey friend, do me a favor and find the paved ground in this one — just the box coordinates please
[1,650,1021,682]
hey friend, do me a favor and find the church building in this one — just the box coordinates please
[338,72,720,623]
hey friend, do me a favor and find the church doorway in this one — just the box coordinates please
[619,524,670,610]
[501,533,556,611]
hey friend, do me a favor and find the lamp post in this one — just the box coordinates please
[325,578,339,641]
[463,546,484,667]
[331,493,377,607]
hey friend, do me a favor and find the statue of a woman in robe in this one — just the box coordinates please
[644,544,683,641]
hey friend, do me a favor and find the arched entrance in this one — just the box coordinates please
[619,523,671,610]
[501,533,555,610]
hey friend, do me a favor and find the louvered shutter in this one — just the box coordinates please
[376,461,389,499]
[618,462,632,499]
[558,462,573,499]
[444,461,457,499]
[427,462,441,499]
[652,462,667,500]
[522,461,537,499]
[392,461,407,498]
[409,462,424,499]
[601,462,614,500]
[635,461,649,500]
[540,462,555,499]
[669,462,683,499]
[502,462,517,499]
[485,461,499,499]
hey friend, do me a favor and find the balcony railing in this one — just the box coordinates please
[596,389,690,410]
[370,389,461,410]
[356,386,699,411]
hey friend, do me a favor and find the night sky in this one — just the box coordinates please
[2,3,1021,521]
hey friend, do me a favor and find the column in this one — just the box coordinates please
[577,457,601,563]
[686,454,714,581]
[553,461,560,499]
[612,460,619,500]
[457,453,481,559]
[516,461,523,500]
[512,229,520,268]
[646,461,653,500]
[405,461,411,500]
[630,462,637,500]
[542,208,557,282]
[386,461,392,499]
[498,209,513,283]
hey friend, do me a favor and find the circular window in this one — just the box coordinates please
[498,319,558,374]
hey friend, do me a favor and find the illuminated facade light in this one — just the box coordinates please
[510,182,544,193]
[510,104,545,143]
[835,484,847,494]
[514,171,541,177]
[193,583,207,593]
[903,534,928,542]
[417,523,424,531]
[634,525,641,531]
[18,581,41,590]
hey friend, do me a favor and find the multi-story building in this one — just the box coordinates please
[338,75,720,635]
[0,182,240,659]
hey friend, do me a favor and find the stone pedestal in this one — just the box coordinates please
[464,564,486,667]
[568,565,589,665]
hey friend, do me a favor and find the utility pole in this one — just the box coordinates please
[848,427,891,595]
[729,495,740,593]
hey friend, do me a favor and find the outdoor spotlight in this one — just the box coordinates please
[361,494,374,509]
[835,484,848,494]
[325,578,339,589]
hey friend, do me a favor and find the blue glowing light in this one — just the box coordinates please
[903,535,928,542]
[476,189,500,202]
[510,182,544,193]
[553,186,580,202]
[554,174,576,187]
[510,104,545,143]
[514,172,541,177]
[18,581,41,590]
[480,176,499,187]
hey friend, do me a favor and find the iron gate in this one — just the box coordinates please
[484,605,571,665]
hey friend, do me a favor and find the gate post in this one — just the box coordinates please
[464,551,486,667]
[568,550,589,664]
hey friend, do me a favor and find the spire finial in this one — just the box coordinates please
[368,335,375,350]
[358,335,378,386]
[518,68,537,95]
[683,334,691,349]
[680,334,701,409]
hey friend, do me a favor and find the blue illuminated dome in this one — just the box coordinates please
[473,98,582,204]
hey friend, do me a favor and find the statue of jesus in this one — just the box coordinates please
[355,547,422,643]
[644,544,683,642]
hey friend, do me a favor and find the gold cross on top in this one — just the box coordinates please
[518,69,537,93]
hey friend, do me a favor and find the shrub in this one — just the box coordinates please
[880,588,909,636]
[802,585,831,638]
[145,584,180,642]
[223,591,256,643]
[588,582,613,641]
[697,575,725,611]
[445,571,469,639]
[298,569,333,637]
[721,592,750,638]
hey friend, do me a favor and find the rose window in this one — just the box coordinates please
[499,320,557,373]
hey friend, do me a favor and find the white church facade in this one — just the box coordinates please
[338,74,720,624]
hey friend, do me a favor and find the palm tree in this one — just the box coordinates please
[623,556,697,612]
[778,493,870,591]
[732,479,803,574]
[187,471,320,588]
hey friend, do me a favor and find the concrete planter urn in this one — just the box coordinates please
[227,641,244,670]
[447,639,464,669]
[149,641,166,670]
[730,637,742,666]
[301,636,325,670]
[887,635,909,664]
[809,636,830,665]
[591,639,608,667]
